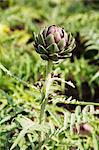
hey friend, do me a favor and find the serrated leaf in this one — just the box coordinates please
[0,115,11,125]
[10,116,50,150]
[10,128,28,150]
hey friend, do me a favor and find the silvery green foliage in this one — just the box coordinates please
[33,25,75,61]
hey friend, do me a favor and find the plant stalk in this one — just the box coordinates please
[39,60,53,148]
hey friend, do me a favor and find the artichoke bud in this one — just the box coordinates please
[33,25,75,62]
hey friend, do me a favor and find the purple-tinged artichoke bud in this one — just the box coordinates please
[33,25,75,61]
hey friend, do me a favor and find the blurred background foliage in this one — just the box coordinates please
[0,0,99,149]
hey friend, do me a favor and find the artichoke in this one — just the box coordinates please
[33,25,75,61]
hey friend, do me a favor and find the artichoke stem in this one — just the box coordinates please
[39,60,53,147]
[40,60,52,123]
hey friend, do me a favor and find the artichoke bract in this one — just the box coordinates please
[33,25,75,61]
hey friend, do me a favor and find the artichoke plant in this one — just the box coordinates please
[33,25,75,61]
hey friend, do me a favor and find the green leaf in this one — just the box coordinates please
[37,33,45,46]
[92,132,99,150]
[90,71,99,82]
[41,54,49,60]
[58,38,66,50]
[47,107,61,127]
[59,53,72,59]
[27,134,34,150]
[49,53,58,61]
[36,45,48,54]
[10,116,50,150]
[59,46,73,55]
[75,106,81,117]
[29,123,50,133]
[0,63,38,92]
[42,27,48,39]
[32,32,36,41]
[10,128,29,150]
[46,34,55,46]
[17,116,50,133]
[84,49,98,59]
[0,115,11,125]
[70,113,75,134]
[46,43,59,54]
